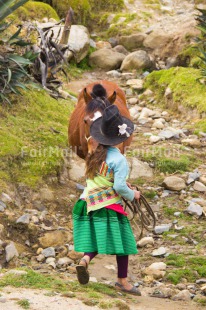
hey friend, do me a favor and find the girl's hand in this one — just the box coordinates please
[134,190,141,200]
[127,182,135,190]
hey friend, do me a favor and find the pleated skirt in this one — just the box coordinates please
[72,200,138,255]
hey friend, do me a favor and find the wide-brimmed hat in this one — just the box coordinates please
[90,105,134,146]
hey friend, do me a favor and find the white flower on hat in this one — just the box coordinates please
[118,123,130,137]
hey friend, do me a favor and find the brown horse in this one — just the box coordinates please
[68,80,133,159]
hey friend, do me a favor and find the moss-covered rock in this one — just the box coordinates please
[11,1,59,22]
[0,89,74,189]
[52,0,124,27]
[144,67,206,114]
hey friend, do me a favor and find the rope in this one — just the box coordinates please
[122,186,156,240]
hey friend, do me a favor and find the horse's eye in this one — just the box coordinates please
[84,119,87,124]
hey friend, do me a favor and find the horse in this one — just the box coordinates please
[68,80,133,159]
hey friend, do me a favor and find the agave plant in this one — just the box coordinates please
[0,0,39,103]
[0,24,38,104]
[196,9,206,77]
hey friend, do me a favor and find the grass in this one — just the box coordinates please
[0,89,74,188]
[0,268,130,308]
[139,146,196,173]
[17,299,30,309]
[166,253,206,284]
[144,190,157,199]
[144,67,206,113]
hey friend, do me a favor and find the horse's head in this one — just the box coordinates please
[83,85,116,156]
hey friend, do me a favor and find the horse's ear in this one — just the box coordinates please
[83,88,92,104]
[107,91,116,104]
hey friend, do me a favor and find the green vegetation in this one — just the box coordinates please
[0,0,29,21]
[177,46,202,68]
[166,254,206,284]
[144,190,157,199]
[0,268,128,308]
[143,0,161,10]
[194,8,206,79]
[17,299,30,309]
[144,67,206,113]
[12,1,59,21]
[0,89,73,188]
[139,146,196,173]
[50,0,124,26]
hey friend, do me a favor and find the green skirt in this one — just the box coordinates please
[72,200,138,255]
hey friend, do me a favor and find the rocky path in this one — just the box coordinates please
[0,286,201,310]
[1,69,205,309]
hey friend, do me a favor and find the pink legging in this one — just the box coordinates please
[84,252,128,278]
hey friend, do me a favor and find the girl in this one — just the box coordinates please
[72,105,141,295]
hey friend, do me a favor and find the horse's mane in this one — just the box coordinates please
[86,84,111,113]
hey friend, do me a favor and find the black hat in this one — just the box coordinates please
[90,105,134,146]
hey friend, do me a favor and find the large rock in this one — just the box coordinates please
[163,176,186,191]
[120,50,152,72]
[143,31,172,50]
[38,230,72,248]
[68,25,90,63]
[128,158,153,179]
[119,34,146,51]
[89,49,125,70]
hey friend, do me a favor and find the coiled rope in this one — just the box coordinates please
[122,186,156,240]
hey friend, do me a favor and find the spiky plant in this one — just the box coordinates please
[196,9,206,77]
[0,0,38,103]
[0,0,29,21]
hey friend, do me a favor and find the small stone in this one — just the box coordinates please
[5,242,19,262]
[104,264,116,271]
[1,193,12,203]
[57,257,73,267]
[174,212,181,217]
[149,135,162,143]
[6,270,27,276]
[42,247,55,258]
[152,119,164,129]
[0,297,7,303]
[128,97,139,105]
[196,278,206,284]
[48,262,56,269]
[186,202,203,217]
[154,224,171,234]
[193,181,206,192]
[90,277,98,282]
[31,215,39,224]
[182,138,201,148]
[152,247,167,257]
[67,250,83,261]
[200,176,206,185]
[137,237,154,247]
[0,201,6,210]
[172,289,191,301]
[149,262,167,270]
[46,257,56,264]
[16,214,30,224]
[158,127,184,139]
[36,254,45,262]
[126,79,144,90]
[39,187,54,201]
